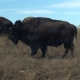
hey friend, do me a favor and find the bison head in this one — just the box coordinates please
[2,23,13,38]
[10,20,23,44]
[0,18,13,37]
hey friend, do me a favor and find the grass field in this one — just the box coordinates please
[0,28,79,80]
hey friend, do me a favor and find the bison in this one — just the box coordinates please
[0,17,13,36]
[10,17,77,58]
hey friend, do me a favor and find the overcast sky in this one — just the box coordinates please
[0,0,80,26]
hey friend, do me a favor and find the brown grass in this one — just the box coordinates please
[0,28,80,80]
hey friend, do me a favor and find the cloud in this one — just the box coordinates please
[0,0,17,2]
[16,9,56,14]
[1,8,80,15]
[0,9,16,12]
[0,9,56,15]
[64,12,80,15]
[0,9,17,14]
[49,0,80,8]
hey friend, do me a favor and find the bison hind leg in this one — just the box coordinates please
[69,42,74,57]
[61,49,68,58]
[40,46,47,58]
[62,42,74,58]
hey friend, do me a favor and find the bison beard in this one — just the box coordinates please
[10,17,77,58]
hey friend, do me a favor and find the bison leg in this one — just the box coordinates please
[62,42,74,58]
[31,46,39,56]
[62,49,68,58]
[69,42,74,57]
[40,46,47,58]
[62,42,69,58]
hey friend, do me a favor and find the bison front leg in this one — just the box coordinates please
[40,46,47,58]
[31,46,39,57]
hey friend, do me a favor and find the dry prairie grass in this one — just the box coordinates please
[0,28,79,80]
